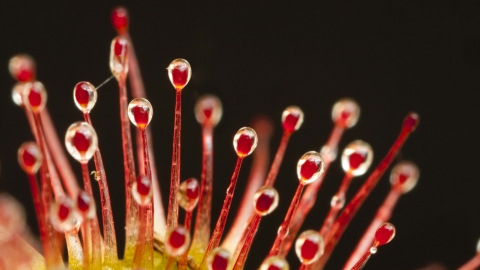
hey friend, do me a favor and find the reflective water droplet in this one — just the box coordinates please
[128,98,153,130]
[341,140,373,176]
[233,127,258,157]
[65,122,98,163]
[282,105,304,133]
[295,230,324,265]
[74,81,97,113]
[195,94,222,127]
[253,186,279,216]
[167,59,191,91]
[17,142,42,175]
[390,161,419,193]
[332,98,360,128]
[296,151,325,185]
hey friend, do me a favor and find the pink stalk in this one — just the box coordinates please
[313,113,419,269]
[459,255,480,270]
[232,214,261,270]
[279,125,344,257]
[83,113,118,266]
[344,188,401,269]
[350,249,373,270]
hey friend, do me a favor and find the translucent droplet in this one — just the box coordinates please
[109,36,129,79]
[65,122,98,164]
[76,191,96,219]
[370,247,378,254]
[9,54,35,82]
[206,247,231,270]
[403,112,419,132]
[165,225,190,256]
[177,177,199,212]
[50,197,81,232]
[111,6,129,33]
[476,238,480,252]
[390,161,419,194]
[0,194,26,244]
[295,230,324,265]
[132,175,153,206]
[233,127,258,158]
[259,256,290,270]
[320,144,337,163]
[128,98,153,130]
[331,98,360,129]
[195,94,223,127]
[12,82,26,107]
[296,151,325,185]
[253,186,279,216]
[73,81,97,113]
[17,142,42,175]
[282,105,304,133]
[330,195,345,209]
[341,140,373,176]
[22,81,47,113]
[374,222,395,246]
[167,59,191,91]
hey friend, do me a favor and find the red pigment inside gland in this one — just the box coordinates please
[301,238,319,261]
[73,130,91,153]
[17,69,34,82]
[236,133,254,156]
[58,202,70,221]
[112,7,128,33]
[133,105,149,129]
[404,114,419,131]
[21,147,36,168]
[75,83,91,108]
[375,224,395,245]
[114,39,127,57]
[211,253,229,270]
[169,229,186,249]
[136,176,151,196]
[267,265,283,270]
[28,86,42,108]
[171,65,189,89]
[77,192,91,212]
[186,180,199,200]
[255,192,275,213]
[349,152,366,170]
[282,113,300,132]
[203,107,213,119]
[300,159,319,180]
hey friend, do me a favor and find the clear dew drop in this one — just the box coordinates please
[167,58,192,90]
[253,186,279,216]
[260,256,290,270]
[374,222,396,246]
[281,105,304,133]
[390,161,419,194]
[177,177,199,212]
[296,151,325,185]
[295,230,324,265]
[11,82,26,107]
[109,36,129,79]
[65,122,98,164]
[132,175,153,206]
[49,197,81,233]
[128,98,153,130]
[76,191,96,219]
[195,94,223,127]
[165,225,190,256]
[207,247,231,270]
[22,81,47,113]
[233,127,258,158]
[8,54,35,82]
[17,142,42,175]
[341,140,373,176]
[331,98,360,128]
[73,81,97,113]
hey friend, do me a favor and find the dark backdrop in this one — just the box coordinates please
[0,1,479,269]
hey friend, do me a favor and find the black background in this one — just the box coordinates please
[0,1,479,269]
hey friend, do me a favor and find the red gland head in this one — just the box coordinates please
[73,81,97,113]
[259,256,290,270]
[76,191,95,219]
[374,222,396,246]
[390,161,419,194]
[341,140,373,176]
[9,54,35,82]
[207,247,231,270]
[111,6,129,34]
[165,225,190,256]
[65,122,98,164]
[253,186,279,216]
[167,58,191,91]
[177,177,200,212]
[50,197,80,232]
[195,94,223,127]
[128,98,153,130]
[295,230,324,265]
[403,112,420,132]
[17,142,42,175]
[297,151,325,185]
[233,127,258,158]
[332,98,360,129]
[22,81,47,113]
[109,36,129,79]
[132,175,153,206]
[282,105,304,133]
